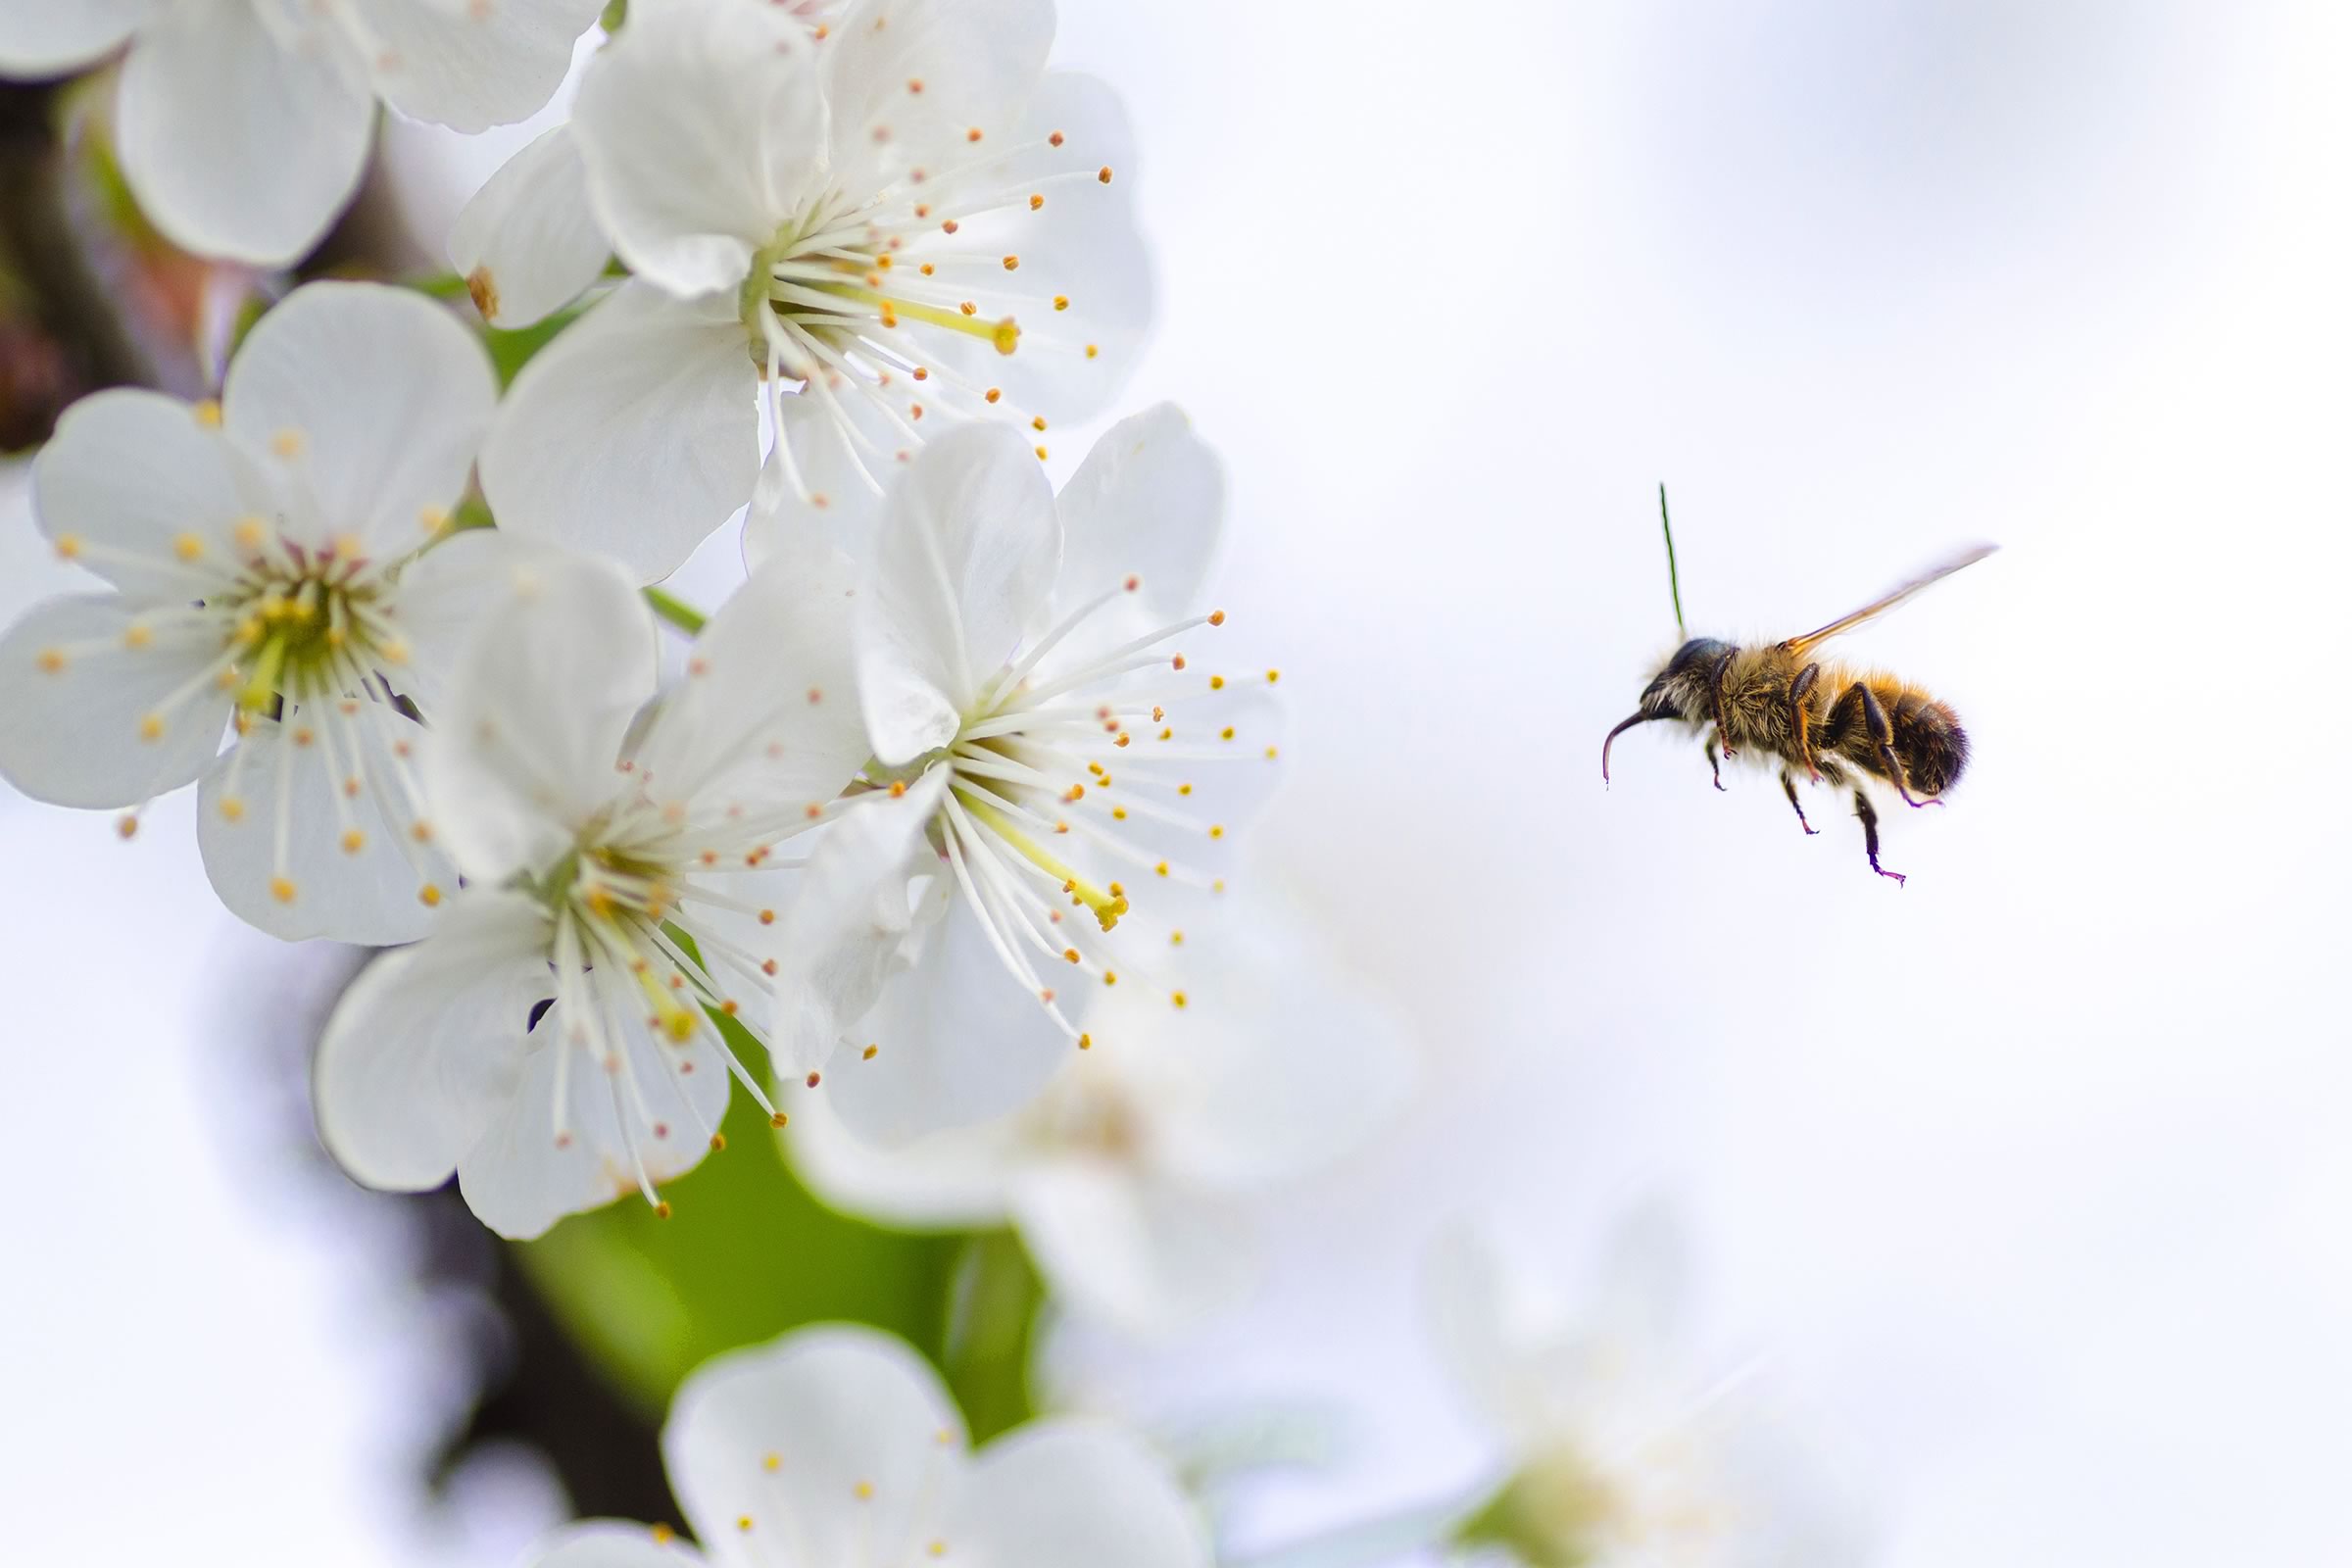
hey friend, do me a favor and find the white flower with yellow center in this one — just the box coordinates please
[1430,1222,1863,1568]
[313,547,873,1238]
[0,0,605,266]
[477,0,1151,581]
[788,892,1412,1337]
[523,1324,1208,1568]
[0,280,519,944]
[766,408,1279,1145]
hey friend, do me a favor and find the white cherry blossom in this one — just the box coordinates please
[0,0,606,267]
[313,546,872,1238]
[764,408,1280,1146]
[523,1324,1208,1568]
[449,0,853,331]
[1429,1220,1864,1568]
[788,892,1413,1337]
[0,280,516,944]
[480,0,1151,581]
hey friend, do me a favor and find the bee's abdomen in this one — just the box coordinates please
[1890,688,1969,795]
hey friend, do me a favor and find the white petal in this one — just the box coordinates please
[448,123,612,329]
[480,281,760,582]
[1053,403,1223,626]
[196,708,440,945]
[820,0,1054,197]
[30,388,249,602]
[313,890,552,1193]
[768,769,948,1078]
[522,1523,708,1568]
[571,0,824,298]
[784,1087,1019,1230]
[0,0,152,76]
[384,527,563,721]
[456,997,730,1238]
[117,0,373,266]
[222,281,496,559]
[955,1420,1208,1568]
[825,894,1072,1144]
[1128,897,1412,1193]
[857,422,1058,762]
[741,390,899,571]
[1008,1162,1254,1337]
[0,595,224,807]
[352,0,602,132]
[419,552,657,883]
[662,1325,965,1556]
[630,541,869,820]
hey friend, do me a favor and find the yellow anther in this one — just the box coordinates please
[138,713,164,741]
[1029,193,1045,210]
[656,1200,673,1219]
[763,1453,782,1473]
[1111,807,1127,820]
[1266,668,1282,683]
[116,813,138,840]
[1265,746,1280,760]
[233,516,267,551]
[862,1044,879,1060]
[1154,860,1169,876]
[1098,166,1114,182]
[173,531,205,561]
[1178,783,1194,796]
[34,647,65,674]
[1220,726,1237,740]
[1170,930,1185,946]
[340,828,367,855]
[53,533,82,561]
[1208,610,1227,626]
[1209,675,1226,690]
[123,624,153,650]
[418,883,442,906]
[1034,446,1049,460]
[1209,824,1225,839]
[651,1524,675,1544]
[1172,991,1189,1008]
[1078,1033,1092,1050]
[271,428,304,457]
[220,797,246,822]
[1085,343,1100,359]
[1002,255,1020,271]
[992,318,1019,355]
[1063,948,1081,963]
[270,876,297,904]
[1053,294,1069,311]
[193,399,222,428]
[1102,971,1118,986]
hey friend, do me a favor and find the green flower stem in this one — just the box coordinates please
[644,586,708,637]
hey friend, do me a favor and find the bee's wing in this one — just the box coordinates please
[1783,543,1998,657]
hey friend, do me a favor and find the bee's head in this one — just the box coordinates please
[1602,637,1729,784]
[1636,637,1732,721]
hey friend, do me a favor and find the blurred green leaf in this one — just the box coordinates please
[515,999,1048,1434]
[482,307,583,388]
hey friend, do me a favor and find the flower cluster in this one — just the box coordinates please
[0,2,1855,1561]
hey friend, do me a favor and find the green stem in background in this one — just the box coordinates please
[1226,1492,1485,1568]
[644,586,708,637]
[942,1229,1047,1445]
[601,0,628,32]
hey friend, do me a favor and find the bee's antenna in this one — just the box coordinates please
[1658,482,1686,640]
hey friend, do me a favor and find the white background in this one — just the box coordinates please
[6,1,2351,1562]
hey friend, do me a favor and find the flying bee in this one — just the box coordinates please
[1601,487,1995,885]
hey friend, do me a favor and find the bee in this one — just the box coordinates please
[1601,487,1995,885]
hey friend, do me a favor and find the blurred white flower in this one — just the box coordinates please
[0,0,605,266]
[763,409,1280,1146]
[1429,1218,1862,1568]
[478,0,1151,580]
[788,891,1413,1337]
[0,281,517,943]
[524,1324,1208,1568]
[449,0,853,332]
[313,545,872,1238]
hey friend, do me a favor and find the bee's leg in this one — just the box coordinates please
[1780,768,1819,834]
[1709,648,1738,759]
[1788,662,1822,782]
[1847,681,1938,808]
[1854,789,1904,884]
[1701,730,1727,791]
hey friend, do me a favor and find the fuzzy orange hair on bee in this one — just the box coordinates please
[1602,486,1995,885]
